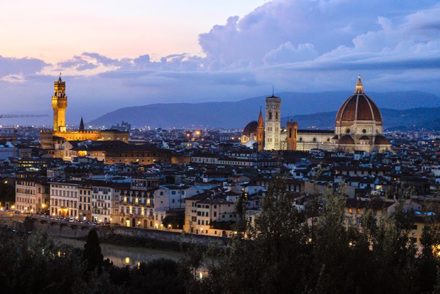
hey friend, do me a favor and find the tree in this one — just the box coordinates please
[83,229,103,273]
[195,177,439,294]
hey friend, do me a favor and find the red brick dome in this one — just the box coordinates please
[339,135,355,145]
[243,121,258,136]
[336,77,382,127]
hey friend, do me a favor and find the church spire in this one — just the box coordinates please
[79,117,85,131]
[355,74,365,94]
[258,107,264,127]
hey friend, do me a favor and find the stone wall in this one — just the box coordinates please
[29,217,227,247]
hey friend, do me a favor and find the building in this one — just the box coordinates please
[241,76,392,153]
[49,181,80,218]
[58,140,173,165]
[183,193,238,237]
[0,141,16,160]
[265,95,281,150]
[15,178,49,214]
[117,187,154,228]
[40,76,129,150]
[152,184,218,229]
[91,183,125,223]
[78,185,93,221]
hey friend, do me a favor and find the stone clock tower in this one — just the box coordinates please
[52,74,67,132]
[264,94,281,150]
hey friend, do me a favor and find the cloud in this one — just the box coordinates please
[0,56,46,81]
[41,53,120,76]
[0,0,440,124]
[0,74,26,84]
[199,0,440,69]
[264,42,318,65]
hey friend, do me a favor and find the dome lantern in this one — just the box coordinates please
[355,75,364,94]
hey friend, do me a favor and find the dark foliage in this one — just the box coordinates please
[83,228,104,273]
[0,227,186,294]
[188,178,440,294]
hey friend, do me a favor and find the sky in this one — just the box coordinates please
[0,0,439,125]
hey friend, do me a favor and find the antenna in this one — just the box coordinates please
[272,85,275,97]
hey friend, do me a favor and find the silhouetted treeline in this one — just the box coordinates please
[1,178,440,293]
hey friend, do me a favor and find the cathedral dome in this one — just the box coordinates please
[336,77,382,127]
[243,121,258,136]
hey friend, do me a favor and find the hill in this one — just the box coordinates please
[90,91,440,129]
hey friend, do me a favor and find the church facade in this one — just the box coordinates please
[40,76,129,150]
[241,77,392,153]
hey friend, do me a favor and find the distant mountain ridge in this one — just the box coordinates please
[90,91,440,129]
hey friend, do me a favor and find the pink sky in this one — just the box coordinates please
[0,0,265,62]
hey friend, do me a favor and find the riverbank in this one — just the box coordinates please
[0,214,229,253]
[53,237,184,267]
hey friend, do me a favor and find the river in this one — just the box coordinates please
[53,237,184,267]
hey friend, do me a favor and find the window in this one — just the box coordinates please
[269,112,272,120]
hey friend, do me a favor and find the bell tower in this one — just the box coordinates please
[264,94,281,150]
[52,74,68,132]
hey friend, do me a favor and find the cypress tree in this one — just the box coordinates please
[83,229,103,273]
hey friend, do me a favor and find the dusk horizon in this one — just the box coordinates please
[2,2,440,294]
[1,0,439,123]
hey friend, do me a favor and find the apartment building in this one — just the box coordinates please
[15,178,49,214]
[49,181,80,218]
[184,193,238,237]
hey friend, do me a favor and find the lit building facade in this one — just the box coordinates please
[15,179,49,214]
[91,184,122,223]
[264,95,281,150]
[183,194,238,237]
[41,76,129,150]
[49,181,80,218]
[241,77,392,153]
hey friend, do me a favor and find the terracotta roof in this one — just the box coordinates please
[339,135,355,145]
[336,93,383,125]
[242,121,258,136]
[375,135,390,145]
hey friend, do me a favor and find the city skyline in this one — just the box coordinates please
[2,2,440,292]
[0,0,439,122]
